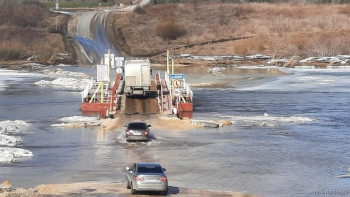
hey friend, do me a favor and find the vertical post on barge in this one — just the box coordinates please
[171,56,174,75]
[107,49,111,81]
[167,50,170,74]
[101,81,104,103]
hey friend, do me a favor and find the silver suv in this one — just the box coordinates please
[126,163,168,195]
[125,122,151,142]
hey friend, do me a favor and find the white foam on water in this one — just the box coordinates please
[35,78,90,90]
[117,132,127,144]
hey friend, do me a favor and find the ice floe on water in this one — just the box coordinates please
[0,148,33,163]
[178,53,350,66]
[207,67,227,76]
[0,120,33,163]
[35,78,90,90]
[219,114,315,127]
[0,69,45,91]
[58,116,99,123]
[0,120,31,135]
[42,68,89,78]
[0,135,22,147]
[51,116,101,127]
[27,64,90,90]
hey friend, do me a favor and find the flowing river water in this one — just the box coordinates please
[0,65,349,197]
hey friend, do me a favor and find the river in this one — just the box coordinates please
[0,65,349,197]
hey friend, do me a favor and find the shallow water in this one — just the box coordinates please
[0,66,349,197]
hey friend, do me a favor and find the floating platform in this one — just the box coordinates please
[80,51,193,119]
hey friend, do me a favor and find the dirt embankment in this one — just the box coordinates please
[110,2,350,66]
[0,182,257,197]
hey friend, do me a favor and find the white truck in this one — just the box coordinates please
[124,58,151,96]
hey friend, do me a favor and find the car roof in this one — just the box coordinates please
[136,163,161,167]
[128,122,147,125]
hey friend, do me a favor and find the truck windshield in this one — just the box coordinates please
[138,166,163,173]
[128,123,147,130]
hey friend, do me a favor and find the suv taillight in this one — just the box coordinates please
[126,129,130,135]
[144,130,148,135]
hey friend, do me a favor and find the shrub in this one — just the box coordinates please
[156,16,186,40]
[292,35,309,50]
[232,4,254,18]
[134,5,146,15]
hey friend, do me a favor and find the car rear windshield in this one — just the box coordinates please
[128,123,147,130]
[138,166,163,173]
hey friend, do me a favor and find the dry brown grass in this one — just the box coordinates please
[0,1,71,63]
[111,2,350,59]
[0,40,27,60]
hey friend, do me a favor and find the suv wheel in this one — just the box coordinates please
[161,188,168,196]
[131,182,137,195]
[126,180,131,189]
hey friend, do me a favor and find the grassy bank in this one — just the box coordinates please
[111,2,350,62]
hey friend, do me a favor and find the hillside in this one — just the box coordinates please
[109,2,350,65]
[0,1,76,65]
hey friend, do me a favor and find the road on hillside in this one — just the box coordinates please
[72,0,150,63]
[74,11,118,63]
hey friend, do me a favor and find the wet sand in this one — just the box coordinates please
[0,182,257,197]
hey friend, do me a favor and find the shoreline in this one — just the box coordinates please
[0,181,258,197]
[1,53,349,71]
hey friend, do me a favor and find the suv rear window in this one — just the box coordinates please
[138,166,163,173]
[128,123,147,130]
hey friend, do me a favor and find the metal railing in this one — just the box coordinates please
[81,78,94,102]
[165,71,172,112]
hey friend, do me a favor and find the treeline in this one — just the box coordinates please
[151,0,350,4]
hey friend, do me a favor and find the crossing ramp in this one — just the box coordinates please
[124,81,159,115]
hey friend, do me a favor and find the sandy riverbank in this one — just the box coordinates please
[0,182,257,197]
